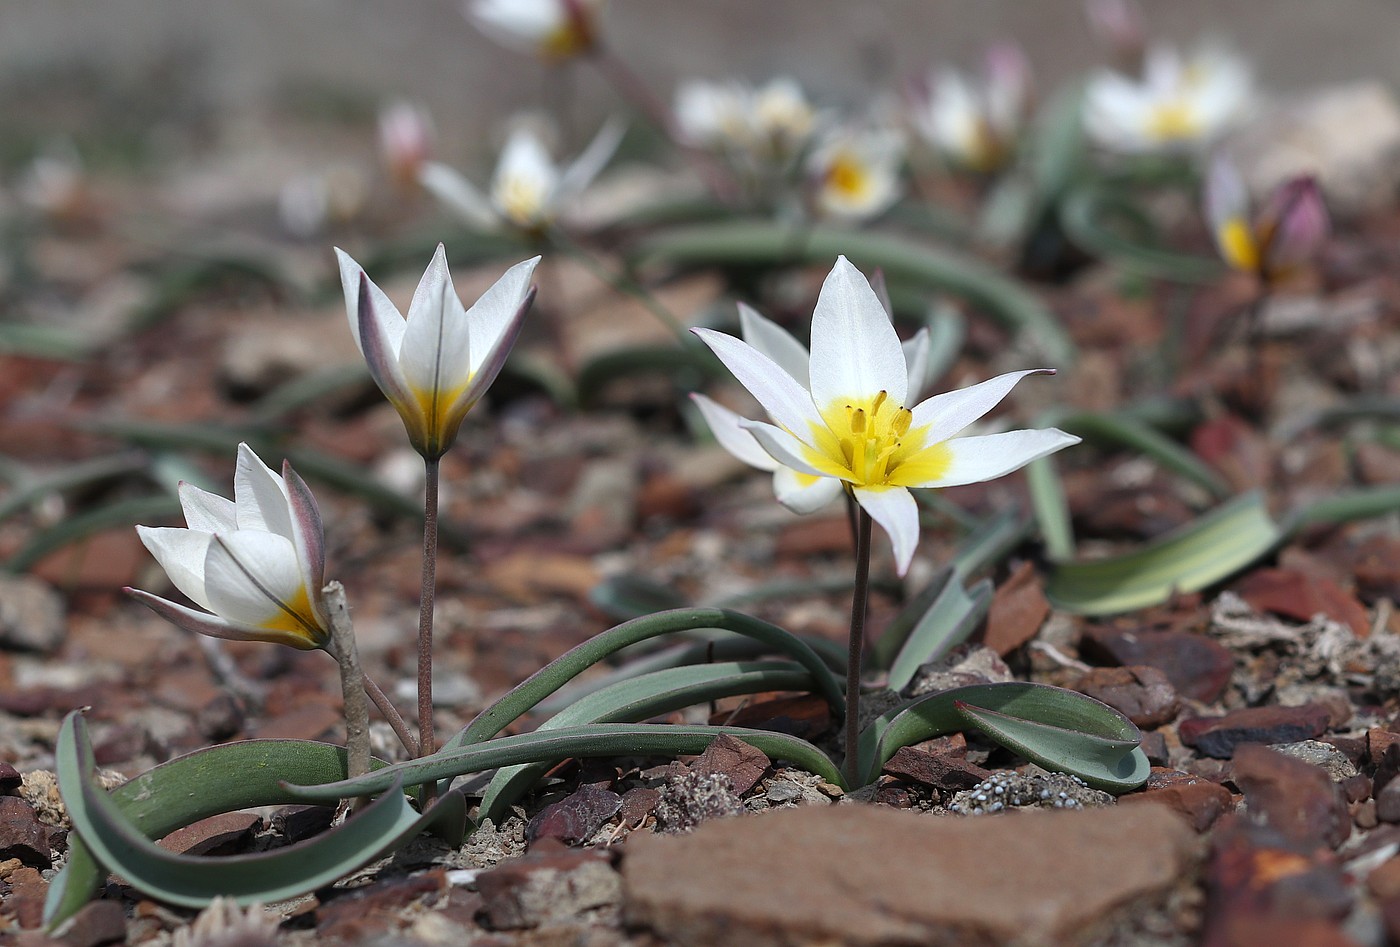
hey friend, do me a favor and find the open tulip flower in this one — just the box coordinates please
[466,0,603,61]
[1205,155,1329,282]
[336,245,540,459]
[693,257,1079,575]
[129,444,331,650]
[675,77,819,167]
[807,129,904,221]
[420,119,623,235]
[693,301,931,515]
[1083,45,1249,153]
[910,43,1032,174]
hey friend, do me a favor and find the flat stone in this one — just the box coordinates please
[983,561,1050,656]
[156,811,261,856]
[525,785,621,846]
[1079,628,1234,703]
[0,797,49,868]
[317,869,447,942]
[882,745,990,792]
[622,805,1196,947]
[475,841,618,931]
[1230,744,1350,849]
[1178,704,1332,759]
[1119,769,1236,832]
[0,575,65,654]
[690,733,770,796]
[1236,568,1370,638]
[1073,665,1180,729]
[0,762,21,794]
[58,900,126,947]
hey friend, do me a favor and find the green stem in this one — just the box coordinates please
[844,502,873,788]
[417,457,441,767]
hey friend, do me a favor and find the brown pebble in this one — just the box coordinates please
[1073,665,1180,728]
[0,797,50,869]
[1079,628,1234,703]
[1230,744,1350,849]
[1179,704,1332,759]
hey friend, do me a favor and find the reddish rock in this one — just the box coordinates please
[0,797,49,869]
[1178,704,1332,759]
[1073,665,1180,728]
[156,811,261,857]
[1369,726,1400,765]
[622,805,1196,947]
[1079,628,1234,703]
[1351,534,1400,603]
[619,787,661,825]
[59,900,127,947]
[983,561,1050,656]
[882,745,991,792]
[317,869,447,942]
[1375,779,1400,823]
[250,701,341,742]
[4,865,46,929]
[1120,769,1236,832]
[690,733,770,796]
[476,841,619,930]
[1236,568,1370,638]
[1230,744,1350,849]
[526,785,622,846]
[0,763,20,794]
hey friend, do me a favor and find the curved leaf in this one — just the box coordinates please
[1027,454,1076,561]
[630,223,1074,363]
[861,682,1148,793]
[284,723,845,803]
[48,714,462,922]
[1054,411,1230,500]
[1284,485,1400,535]
[1045,491,1282,615]
[886,577,993,692]
[1059,185,1224,283]
[478,660,816,821]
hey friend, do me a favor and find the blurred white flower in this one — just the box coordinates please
[1083,45,1250,153]
[421,118,624,233]
[278,166,369,238]
[379,101,435,191]
[807,128,904,221]
[675,77,819,165]
[910,43,1032,173]
[17,141,91,223]
[466,0,604,60]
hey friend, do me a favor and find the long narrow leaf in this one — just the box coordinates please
[886,578,994,692]
[8,496,180,574]
[1045,492,1282,615]
[1060,185,1223,283]
[1055,411,1230,499]
[478,660,815,820]
[1028,455,1076,561]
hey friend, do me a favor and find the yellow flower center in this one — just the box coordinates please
[540,20,594,60]
[1216,216,1261,273]
[496,174,549,229]
[257,583,327,648]
[400,375,475,458]
[803,390,952,488]
[824,152,872,203]
[1146,100,1199,142]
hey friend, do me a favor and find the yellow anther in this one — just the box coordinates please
[872,390,888,415]
[893,408,913,436]
[850,408,867,434]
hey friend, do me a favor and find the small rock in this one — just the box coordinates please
[618,787,660,825]
[1079,628,1234,703]
[58,900,126,947]
[983,561,1050,656]
[526,785,622,846]
[1375,780,1400,823]
[763,780,803,803]
[1120,769,1236,832]
[653,770,742,834]
[1270,740,1358,781]
[0,763,21,794]
[1230,744,1350,849]
[622,805,1196,946]
[1236,568,1370,638]
[690,733,770,796]
[317,870,447,942]
[882,745,990,792]
[1073,665,1180,728]
[5,865,47,930]
[156,811,261,857]
[0,575,65,654]
[906,644,1013,698]
[710,693,831,740]
[1140,731,1170,766]
[946,770,1112,815]
[475,841,619,931]
[0,797,50,868]
[1178,704,1332,759]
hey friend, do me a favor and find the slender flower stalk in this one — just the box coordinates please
[844,502,873,787]
[338,247,540,761]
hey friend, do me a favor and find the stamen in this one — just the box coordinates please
[893,408,913,436]
[872,390,888,416]
[850,408,867,434]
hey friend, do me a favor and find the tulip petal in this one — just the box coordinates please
[742,420,846,480]
[909,369,1051,443]
[353,272,418,420]
[773,467,843,514]
[136,526,214,611]
[125,589,319,650]
[233,443,293,540]
[852,485,920,576]
[336,248,407,361]
[738,303,810,387]
[202,532,318,637]
[399,245,473,413]
[690,393,779,472]
[559,117,625,199]
[178,483,236,534]
[464,256,541,380]
[692,329,824,437]
[283,460,327,620]
[808,256,908,410]
[910,428,1080,488]
[419,162,500,230]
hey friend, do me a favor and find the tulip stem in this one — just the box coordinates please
[843,501,873,788]
[323,581,370,781]
[416,457,441,768]
[362,674,419,757]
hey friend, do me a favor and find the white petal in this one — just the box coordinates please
[691,393,778,471]
[808,257,908,410]
[202,531,310,630]
[419,162,500,230]
[742,420,841,480]
[399,244,472,399]
[465,256,541,379]
[773,467,842,514]
[692,328,823,436]
[127,589,316,649]
[852,485,920,576]
[558,117,626,199]
[234,443,293,540]
[178,483,236,533]
[738,302,810,386]
[335,247,406,360]
[491,128,559,224]
[902,328,931,400]
[137,526,214,611]
[909,369,1052,444]
[914,428,1080,488]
